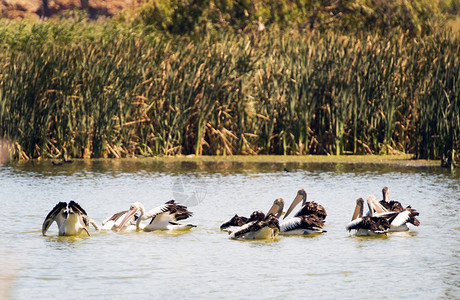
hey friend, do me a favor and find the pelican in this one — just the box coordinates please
[346,197,390,236]
[380,186,404,212]
[228,198,285,240]
[346,196,420,236]
[220,214,249,230]
[220,197,284,231]
[42,201,99,236]
[283,189,327,221]
[367,195,420,231]
[117,200,196,232]
[228,210,280,240]
[100,209,139,231]
[279,189,327,234]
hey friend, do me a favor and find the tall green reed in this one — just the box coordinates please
[0,21,458,161]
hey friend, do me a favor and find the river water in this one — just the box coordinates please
[0,159,459,299]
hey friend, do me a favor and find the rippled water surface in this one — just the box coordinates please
[1,159,459,299]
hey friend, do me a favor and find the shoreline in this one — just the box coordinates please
[145,154,441,166]
[23,154,441,168]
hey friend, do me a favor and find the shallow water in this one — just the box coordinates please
[1,159,459,299]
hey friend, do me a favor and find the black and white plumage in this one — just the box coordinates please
[380,186,405,213]
[346,196,420,236]
[228,211,280,240]
[283,189,327,221]
[220,214,249,230]
[226,198,284,240]
[280,189,327,234]
[346,197,391,236]
[373,187,420,231]
[280,214,326,235]
[101,209,139,231]
[117,200,196,232]
[42,201,99,236]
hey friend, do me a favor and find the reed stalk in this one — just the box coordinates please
[0,21,458,161]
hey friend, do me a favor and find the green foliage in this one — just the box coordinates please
[134,0,445,36]
[0,18,458,160]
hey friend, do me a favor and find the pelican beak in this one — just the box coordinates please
[382,186,390,203]
[267,198,284,218]
[351,198,364,221]
[367,195,387,216]
[283,193,303,219]
[116,207,139,232]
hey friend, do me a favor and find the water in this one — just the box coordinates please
[1,159,459,299]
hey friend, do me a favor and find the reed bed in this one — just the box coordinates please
[0,21,458,161]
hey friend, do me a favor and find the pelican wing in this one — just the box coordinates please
[282,215,324,232]
[102,210,129,226]
[391,208,420,228]
[165,200,193,221]
[380,200,404,212]
[68,201,88,216]
[142,203,171,220]
[294,201,327,220]
[390,211,411,228]
[346,218,364,231]
[143,200,193,222]
[228,221,256,239]
[220,214,249,230]
[42,202,67,235]
[346,216,390,232]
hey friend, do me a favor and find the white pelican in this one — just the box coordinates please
[100,209,139,231]
[283,189,327,221]
[228,210,280,240]
[42,201,99,236]
[117,200,196,232]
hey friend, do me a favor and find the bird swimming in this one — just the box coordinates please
[117,200,196,232]
[346,195,420,236]
[281,190,327,234]
[42,201,99,236]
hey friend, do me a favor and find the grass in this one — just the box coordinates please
[0,19,458,164]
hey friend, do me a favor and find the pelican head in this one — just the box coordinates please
[283,189,307,219]
[382,186,390,203]
[266,198,285,218]
[116,201,144,231]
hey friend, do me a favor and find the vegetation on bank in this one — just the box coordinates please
[0,1,459,167]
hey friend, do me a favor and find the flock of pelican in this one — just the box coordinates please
[345,187,420,236]
[42,200,195,236]
[42,186,420,239]
[221,189,327,240]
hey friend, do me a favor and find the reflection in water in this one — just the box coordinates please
[44,236,90,250]
[0,159,459,298]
